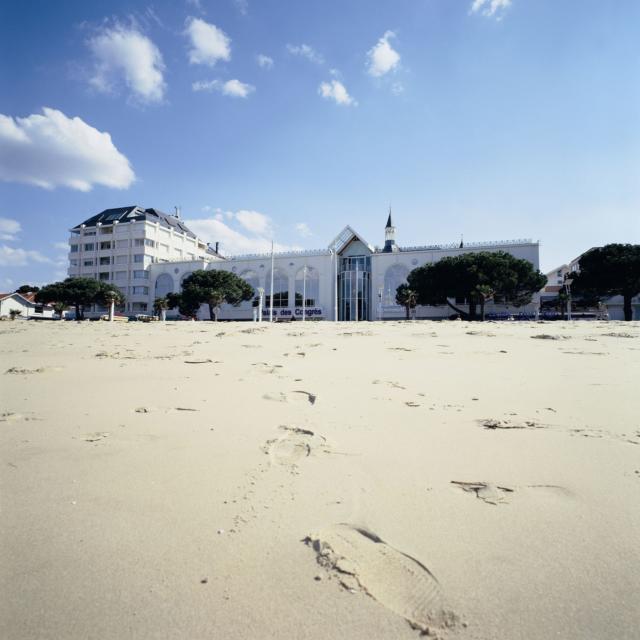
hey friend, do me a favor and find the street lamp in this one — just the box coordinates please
[564,278,573,321]
[378,286,383,321]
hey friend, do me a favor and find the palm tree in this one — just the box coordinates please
[153,297,169,321]
[395,284,418,320]
[53,301,66,320]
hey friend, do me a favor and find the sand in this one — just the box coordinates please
[1,319,639,639]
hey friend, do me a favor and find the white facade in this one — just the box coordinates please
[68,207,222,314]
[148,224,541,321]
[0,292,55,319]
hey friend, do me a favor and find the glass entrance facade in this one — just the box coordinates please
[338,256,371,320]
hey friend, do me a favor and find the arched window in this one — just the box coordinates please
[294,266,319,307]
[155,273,174,299]
[180,272,194,290]
[265,268,289,307]
[239,270,260,308]
[383,264,410,306]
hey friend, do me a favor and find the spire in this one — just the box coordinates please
[459,234,464,249]
[386,206,393,229]
[383,206,398,252]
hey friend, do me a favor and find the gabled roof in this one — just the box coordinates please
[329,225,375,254]
[0,292,52,307]
[386,210,393,229]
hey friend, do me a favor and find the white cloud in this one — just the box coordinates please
[186,209,301,255]
[192,78,255,98]
[257,54,274,69]
[366,31,400,77]
[391,81,405,95]
[186,0,203,11]
[318,80,357,106]
[185,17,231,66]
[88,25,166,103]
[235,210,272,235]
[221,79,255,98]
[286,44,324,65]
[470,0,512,18]
[0,218,21,241]
[52,241,69,251]
[295,223,312,238]
[0,108,135,191]
[0,245,52,267]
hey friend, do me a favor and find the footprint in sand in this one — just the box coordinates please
[451,480,572,504]
[451,481,514,505]
[262,426,330,469]
[305,524,457,635]
[262,391,317,405]
[5,366,46,375]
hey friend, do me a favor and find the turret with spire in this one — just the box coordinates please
[382,207,399,253]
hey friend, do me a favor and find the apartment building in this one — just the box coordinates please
[68,206,221,314]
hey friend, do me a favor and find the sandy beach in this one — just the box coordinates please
[1,319,639,640]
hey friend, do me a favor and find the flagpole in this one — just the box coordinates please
[302,265,307,322]
[269,240,274,322]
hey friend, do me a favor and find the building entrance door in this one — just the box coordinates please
[338,256,371,320]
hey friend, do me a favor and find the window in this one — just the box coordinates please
[557,270,562,277]
[383,264,410,306]
[100,256,111,265]
[134,238,144,247]
[70,259,78,267]
[115,255,128,264]
[100,226,113,234]
[83,230,96,236]
[132,302,148,312]
[35,305,44,314]
[100,241,112,250]
[116,239,129,249]
[83,259,94,267]
[70,244,79,253]
[187,253,195,260]
[99,272,110,281]
[133,270,148,279]
[84,243,94,251]
[155,274,174,298]
[144,238,155,248]
[159,243,169,253]
[238,270,259,308]
[133,254,144,263]
[265,269,288,307]
[175,249,183,257]
[295,266,319,307]
[132,286,149,295]
[115,271,127,281]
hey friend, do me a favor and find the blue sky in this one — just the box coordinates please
[1,0,638,289]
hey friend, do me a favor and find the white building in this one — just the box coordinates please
[0,292,55,319]
[69,207,540,320]
[149,212,541,321]
[68,206,222,314]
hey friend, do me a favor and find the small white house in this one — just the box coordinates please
[0,292,56,319]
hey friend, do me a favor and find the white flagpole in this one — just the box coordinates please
[355,260,359,322]
[269,240,275,322]
[334,247,339,322]
[302,265,307,322]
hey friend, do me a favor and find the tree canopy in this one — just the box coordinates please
[570,244,640,321]
[15,285,40,294]
[407,251,546,320]
[167,270,254,320]
[35,277,126,320]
